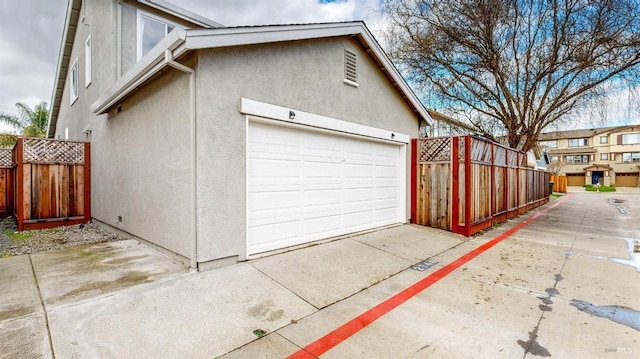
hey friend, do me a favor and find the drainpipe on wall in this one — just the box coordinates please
[164,50,198,272]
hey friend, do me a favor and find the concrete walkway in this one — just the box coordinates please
[1,192,638,358]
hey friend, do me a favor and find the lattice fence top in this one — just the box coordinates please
[0,149,12,167]
[419,137,451,163]
[23,138,85,164]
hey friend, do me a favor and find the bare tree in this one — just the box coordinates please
[547,159,566,176]
[382,0,640,152]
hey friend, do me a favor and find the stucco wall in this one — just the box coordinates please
[55,0,118,140]
[90,67,193,257]
[194,37,420,263]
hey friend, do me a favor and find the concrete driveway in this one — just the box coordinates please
[1,190,638,358]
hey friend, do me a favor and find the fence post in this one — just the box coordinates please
[464,136,472,237]
[451,137,460,234]
[410,139,417,224]
[84,142,91,223]
[490,143,495,224]
[14,138,24,231]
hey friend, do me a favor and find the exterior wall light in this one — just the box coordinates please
[289,111,295,120]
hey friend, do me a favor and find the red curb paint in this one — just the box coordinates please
[287,195,572,358]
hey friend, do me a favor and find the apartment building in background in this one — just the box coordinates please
[538,125,640,187]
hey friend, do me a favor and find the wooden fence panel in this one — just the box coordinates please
[550,175,567,193]
[2,138,91,231]
[495,167,506,214]
[416,163,451,230]
[414,135,550,237]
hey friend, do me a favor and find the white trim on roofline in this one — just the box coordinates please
[91,28,188,114]
[92,21,430,125]
[240,98,410,144]
[137,0,223,28]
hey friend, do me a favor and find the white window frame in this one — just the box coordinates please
[70,57,79,105]
[599,136,607,144]
[85,35,92,87]
[621,133,640,145]
[600,153,608,160]
[136,10,178,61]
[568,138,588,147]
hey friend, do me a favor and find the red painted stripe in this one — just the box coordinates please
[288,195,572,358]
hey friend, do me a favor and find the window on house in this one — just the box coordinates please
[599,136,607,144]
[70,58,79,104]
[600,153,608,160]
[344,49,358,87]
[568,138,588,147]
[622,152,640,163]
[566,155,589,164]
[85,35,92,87]
[137,11,177,61]
[539,140,557,149]
[621,133,640,145]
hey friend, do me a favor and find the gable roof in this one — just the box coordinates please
[47,0,223,138]
[89,21,431,125]
[538,125,640,141]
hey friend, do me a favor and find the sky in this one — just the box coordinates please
[0,0,636,133]
[0,0,383,132]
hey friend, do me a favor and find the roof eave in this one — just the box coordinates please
[186,22,430,124]
[93,22,431,124]
[137,0,223,28]
[46,0,82,139]
[91,28,188,115]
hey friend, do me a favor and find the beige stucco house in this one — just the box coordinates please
[538,125,640,187]
[47,0,431,270]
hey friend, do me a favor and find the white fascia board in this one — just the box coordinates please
[47,0,82,138]
[137,0,223,28]
[91,28,187,114]
[356,30,431,126]
[185,22,365,50]
[240,98,410,144]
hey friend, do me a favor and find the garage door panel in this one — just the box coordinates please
[247,121,404,256]
[249,158,300,178]
[249,191,300,212]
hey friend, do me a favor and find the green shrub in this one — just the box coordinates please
[584,184,593,188]
[584,185,616,192]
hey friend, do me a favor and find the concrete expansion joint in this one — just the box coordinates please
[249,263,320,311]
[28,254,56,359]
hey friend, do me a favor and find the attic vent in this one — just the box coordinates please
[344,49,358,87]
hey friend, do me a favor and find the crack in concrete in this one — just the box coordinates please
[28,254,56,359]
[520,209,582,358]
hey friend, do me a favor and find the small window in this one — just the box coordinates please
[344,49,358,87]
[600,153,608,160]
[70,58,79,104]
[137,11,177,61]
[568,138,588,147]
[599,136,607,144]
[85,35,92,87]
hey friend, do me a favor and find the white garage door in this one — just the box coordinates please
[247,121,405,255]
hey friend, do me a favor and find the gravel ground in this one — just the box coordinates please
[0,217,126,257]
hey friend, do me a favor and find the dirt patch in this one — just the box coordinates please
[0,217,126,258]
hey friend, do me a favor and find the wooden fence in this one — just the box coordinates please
[550,175,567,193]
[0,138,91,231]
[411,135,550,237]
